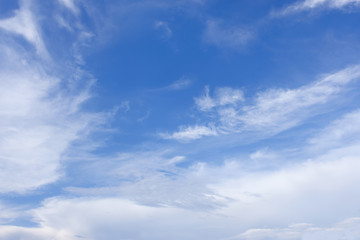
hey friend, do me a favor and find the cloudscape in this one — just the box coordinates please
[1,0,360,239]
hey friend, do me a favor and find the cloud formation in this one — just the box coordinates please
[165,65,360,141]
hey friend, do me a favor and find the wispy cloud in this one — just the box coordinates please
[0,1,105,194]
[166,77,192,90]
[65,149,227,210]
[119,100,130,112]
[154,21,173,39]
[148,77,192,92]
[308,108,360,152]
[160,125,218,141]
[195,86,244,111]
[0,0,48,58]
[203,19,254,50]
[273,0,360,16]
[165,65,360,141]
[58,0,80,15]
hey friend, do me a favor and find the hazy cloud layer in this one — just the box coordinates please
[203,19,254,49]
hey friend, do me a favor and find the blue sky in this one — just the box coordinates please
[1,0,360,239]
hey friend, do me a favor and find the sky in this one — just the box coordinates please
[1,0,360,239]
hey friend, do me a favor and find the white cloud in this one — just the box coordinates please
[210,145,360,228]
[0,49,100,193]
[64,150,226,210]
[27,197,223,240]
[275,0,360,16]
[237,66,359,130]
[203,19,253,49]
[0,1,104,194]
[0,0,48,58]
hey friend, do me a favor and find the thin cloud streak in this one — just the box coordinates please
[147,77,192,92]
[273,0,360,16]
[160,125,218,141]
